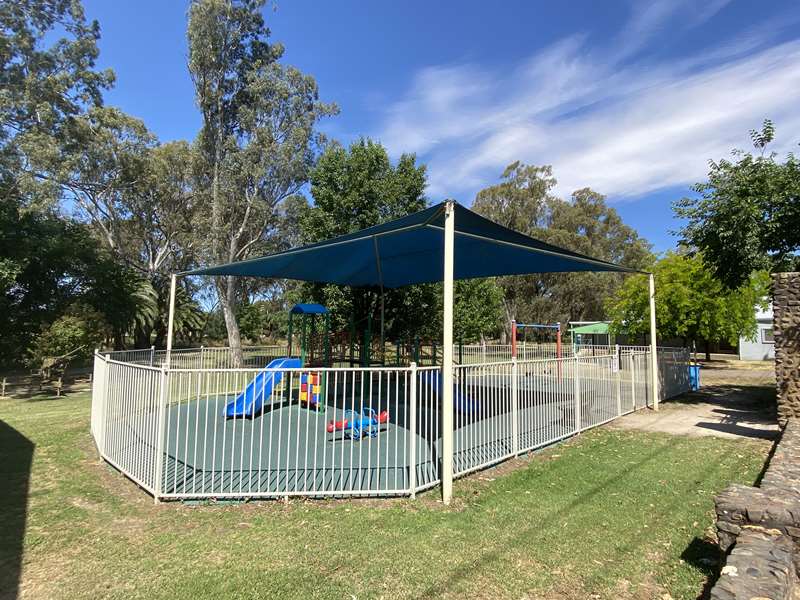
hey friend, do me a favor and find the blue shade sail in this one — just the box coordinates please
[185,202,642,287]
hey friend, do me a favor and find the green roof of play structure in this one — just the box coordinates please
[186,202,641,286]
[570,323,611,334]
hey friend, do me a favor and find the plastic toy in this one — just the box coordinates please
[326,408,389,439]
[300,371,322,409]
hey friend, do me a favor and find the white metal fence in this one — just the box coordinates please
[90,345,691,501]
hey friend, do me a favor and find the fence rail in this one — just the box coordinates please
[91,345,691,501]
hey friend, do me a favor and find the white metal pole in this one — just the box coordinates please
[648,273,659,411]
[165,274,177,370]
[409,361,417,498]
[441,200,455,505]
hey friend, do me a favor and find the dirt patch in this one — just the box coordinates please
[612,360,778,441]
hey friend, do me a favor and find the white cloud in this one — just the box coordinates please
[375,8,800,201]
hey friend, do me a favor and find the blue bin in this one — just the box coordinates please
[688,364,701,390]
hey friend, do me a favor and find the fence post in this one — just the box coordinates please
[615,344,622,416]
[199,345,205,369]
[574,356,581,433]
[630,353,636,411]
[153,365,169,504]
[512,357,519,454]
[409,362,417,498]
[149,345,155,367]
[481,341,486,363]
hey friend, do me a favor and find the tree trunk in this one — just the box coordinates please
[704,339,711,361]
[134,323,152,349]
[218,275,243,367]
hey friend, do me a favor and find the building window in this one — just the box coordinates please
[762,328,774,343]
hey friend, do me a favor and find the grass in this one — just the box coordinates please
[0,389,770,600]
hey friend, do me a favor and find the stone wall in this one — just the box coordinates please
[774,272,800,425]
[712,421,800,598]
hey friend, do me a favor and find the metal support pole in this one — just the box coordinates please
[441,200,455,505]
[149,345,155,367]
[153,365,169,504]
[512,357,519,454]
[165,274,177,369]
[615,344,622,416]
[574,356,581,432]
[511,319,517,358]
[648,273,659,411]
[409,361,417,498]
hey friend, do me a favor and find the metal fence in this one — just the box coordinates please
[90,345,691,501]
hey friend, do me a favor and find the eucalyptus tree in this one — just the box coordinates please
[472,162,652,339]
[1,0,114,210]
[187,0,336,364]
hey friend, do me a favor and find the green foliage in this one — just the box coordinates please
[454,279,504,342]
[1,0,114,210]
[27,306,106,367]
[236,300,288,342]
[0,199,102,366]
[675,120,800,288]
[300,139,435,341]
[606,252,767,352]
[473,162,653,337]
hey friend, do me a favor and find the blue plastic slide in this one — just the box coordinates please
[224,357,302,418]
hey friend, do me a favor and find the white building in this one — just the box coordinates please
[739,304,774,361]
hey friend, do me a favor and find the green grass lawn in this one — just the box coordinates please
[0,390,769,600]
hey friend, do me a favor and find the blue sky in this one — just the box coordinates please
[83,0,800,252]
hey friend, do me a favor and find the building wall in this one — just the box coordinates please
[774,272,800,425]
[739,304,775,361]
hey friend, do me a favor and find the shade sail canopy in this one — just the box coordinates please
[185,202,642,287]
[289,303,328,314]
[570,322,611,335]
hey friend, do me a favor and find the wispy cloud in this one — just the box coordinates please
[375,5,800,201]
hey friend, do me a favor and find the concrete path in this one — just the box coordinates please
[612,360,780,440]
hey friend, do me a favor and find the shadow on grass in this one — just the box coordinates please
[680,537,721,600]
[0,419,34,600]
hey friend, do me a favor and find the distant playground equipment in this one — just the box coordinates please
[511,320,562,359]
[326,407,389,439]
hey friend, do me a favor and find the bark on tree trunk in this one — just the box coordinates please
[705,339,711,361]
[218,275,243,367]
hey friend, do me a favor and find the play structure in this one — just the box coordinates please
[223,356,302,418]
[511,320,562,359]
[225,303,332,418]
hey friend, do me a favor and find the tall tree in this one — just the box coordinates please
[675,120,800,288]
[187,0,336,365]
[1,0,114,197]
[472,162,652,340]
[300,139,432,341]
[606,252,768,359]
[0,0,118,362]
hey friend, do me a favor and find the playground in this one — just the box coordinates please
[1,380,771,600]
[91,201,691,502]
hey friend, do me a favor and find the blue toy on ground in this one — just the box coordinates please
[224,357,302,418]
[326,407,388,440]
